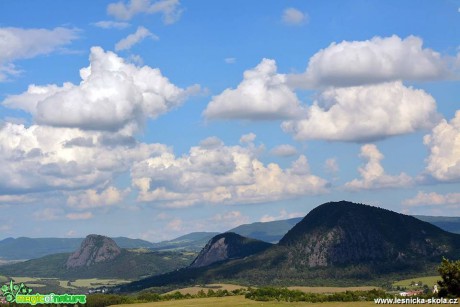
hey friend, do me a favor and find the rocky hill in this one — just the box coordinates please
[66,234,121,268]
[279,201,459,267]
[117,201,460,292]
[190,232,272,268]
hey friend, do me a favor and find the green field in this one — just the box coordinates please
[166,284,380,296]
[393,276,440,288]
[69,278,130,288]
[110,296,413,307]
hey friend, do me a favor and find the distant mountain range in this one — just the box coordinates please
[0,234,196,280]
[1,213,459,262]
[118,201,460,292]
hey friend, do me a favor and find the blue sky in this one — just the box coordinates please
[0,0,459,241]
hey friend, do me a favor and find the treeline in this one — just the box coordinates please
[245,287,392,302]
[85,288,247,307]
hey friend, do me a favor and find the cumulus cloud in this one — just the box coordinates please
[0,122,169,194]
[403,191,460,207]
[66,212,94,220]
[131,137,327,207]
[423,111,460,182]
[282,81,440,142]
[239,133,256,144]
[115,26,158,51]
[166,218,182,231]
[33,207,63,221]
[107,0,183,24]
[93,21,130,29]
[288,35,451,88]
[0,27,79,81]
[282,8,308,26]
[212,211,249,229]
[325,158,339,174]
[260,209,303,223]
[345,144,413,190]
[67,186,129,209]
[3,47,198,133]
[270,144,298,157]
[203,59,304,120]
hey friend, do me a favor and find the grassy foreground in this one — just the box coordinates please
[110,296,415,306]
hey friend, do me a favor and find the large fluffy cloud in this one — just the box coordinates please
[282,81,440,142]
[423,111,460,182]
[345,144,413,190]
[0,27,79,81]
[131,136,327,207]
[203,59,304,120]
[3,47,198,133]
[0,122,168,194]
[107,0,182,24]
[288,35,450,88]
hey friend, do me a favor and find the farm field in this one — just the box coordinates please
[5,276,130,293]
[110,296,416,307]
[393,276,440,288]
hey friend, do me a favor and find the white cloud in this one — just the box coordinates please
[423,111,460,182]
[224,57,236,64]
[115,26,158,51]
[93,21,130,29]
[132,137,327,207]
[66,230,77,236]
[324,158,339,174]
[33,207,63,221]
[288,35,450,88]
[282,81,440,142]
[282,8,308,26]
[270,144,298,157]
[67,186,129,210]
[345,144,413,190]
[212,211,249,229]
[403,191,460,207]
[239,133,256,144]
[66,212,94,220]
[0,27,79,81]
[0,122,169,194]
[3,47,199,133]
[203,59,304,120]
[107,0,183,24]
[166,218,182,231]
[260,209,303,223]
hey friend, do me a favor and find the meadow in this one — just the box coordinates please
[393,276,440,289]
[110,296,418,307]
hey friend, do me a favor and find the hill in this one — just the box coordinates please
[0,234,196,280]
[117,201,460,292]
[190,232,272,268]
[228,218,302,243]
[415,216,460,234]
[0,236,155,261]
[65,234,122,268]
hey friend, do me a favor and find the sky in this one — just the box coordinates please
[0,0,459,242]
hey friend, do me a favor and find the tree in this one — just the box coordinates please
[437,257,460,297]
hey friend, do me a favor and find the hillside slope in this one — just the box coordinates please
[117,201,460,292]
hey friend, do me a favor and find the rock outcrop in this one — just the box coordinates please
[66,234,121,269]
[190,232,272,268]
